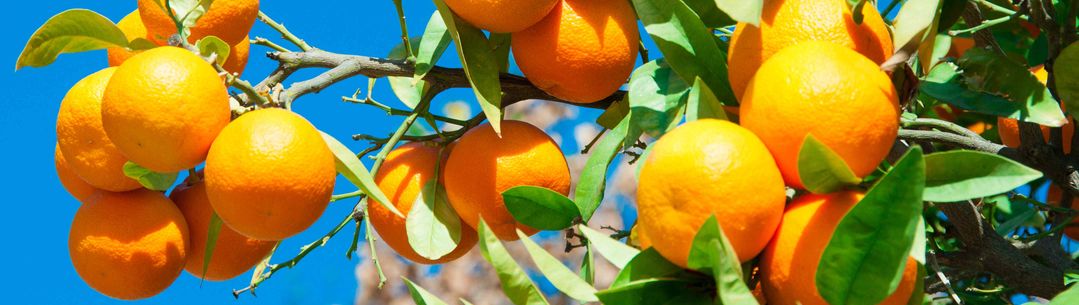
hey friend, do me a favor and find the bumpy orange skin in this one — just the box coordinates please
[138,0,258,45]
[222,36,251,76]
[107,11,153,66]
[69,189,190,300]
[172,180,277,280]
[636,119,786,267]
[728,0,893,100]
[102,46,231,173]
[55,144,98,202]
[997,66,1073,153]
[443,0,559,33]
[761,192,917,305]
[205,108,336,241]
[443,120,571,241]
[740,41,900,189]
[511,0,639,103]
[56,67,142,192]
[369,142,477,264]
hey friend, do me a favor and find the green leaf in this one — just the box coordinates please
[503,186,580,231]
[891,0,942,55]
[923,150,1043,202]
[201,212,223,280]
[195,36,230,66]
[995,208,1037,236]
[596,97,630,129]
[798,135,861,194]
[920,62,1066,127]
[1051,283,1079,305]
[577,225,640,269]
[414,12,452,80]
[575,117,630,221]
[957,48,1067,127]
[714,0,764,26]
[681,0,735,28]
[389,37,428,109]
[402,277,450,305]
[319,132,402,217]
[627,59,690,147]
[1054,42,1079,118]
[914,4,944,73]
[817,148,926,305]
[16,9,129,69]
[488,33,512,73]
[685,216,759,305]
[406,180,463,260]
[596,278,699,305]
[580,244,595,284]
[156,0,214,33]
[477,220,549,305]
[434,0,504,134]
[121,161,178,191]
[516,230,599,303]
[632,0,736,105]
[847,0,868,24]
[685,77,728,122]
[610,248,684,287]
[128,38,159,51]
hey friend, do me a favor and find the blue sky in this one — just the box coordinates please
[0,1,906,304]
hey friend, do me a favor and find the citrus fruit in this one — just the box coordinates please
[443,0,559,33]
[56,67,142,192]
[107,11,155,67]
[740,41,900,189]
[636,119,786,267]
[997,65,1073,152]
[101,46,231,173]
[138,0,259,45]
[369,142,477,264]
[511,0,639,103]
[443,120,571,240]
[204,108,336,241]
[629,224,652,250]
[728,0,893,100]
[172,179,277,280]
[55,144,98,202]
[68,189,189,300]
[760,191,918,305]
[947,37,975,58]
[222,36,251,76]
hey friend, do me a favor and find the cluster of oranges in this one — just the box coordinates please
[54,0,343,300]
[634,1,917,304]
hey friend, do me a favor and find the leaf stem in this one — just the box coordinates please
[391,0,415,61]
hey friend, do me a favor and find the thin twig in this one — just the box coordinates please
[251,37,290,53]
[257,11,312,51]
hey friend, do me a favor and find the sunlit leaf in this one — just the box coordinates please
[402,277,450,305]
[685,77,728,122]
[577,225,640,269]
[319,132,401,217]
[923,150,1042,202]
[685,216,758,305]
[433,0,504,134]
[517,230,599,303]
[121,161,178,191]
[798,135,861,194]
[575,117,629,221]
[201,212,223,280]
[195,36,230,66]
[406,181,463,260]
[921,62,1066,127]
[1054,42,1079,118]
[414,12,451,80]
[16,9,129,69]
[503,186,579,231]
[477,221,549,305]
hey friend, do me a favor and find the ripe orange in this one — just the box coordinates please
[443,120,571,241]
[740,41,900,189]
[369,142,477,264]
[107,11,155,67]
[443,0,559,33]
[629,224,652,250]
[760,191,917,305]
[204,108,336,241]
[55,144,98,202]
[101,46,231,173]
[69,189,189,300]
[947,37,975,58]
[997,65,1073,152]
[728,0,893,100]
[222,36,251,76]
[172,179,277,280]
[138,0,259,45]
[56,67,142,192]
[636,119,786,267]
[511,0,639,103]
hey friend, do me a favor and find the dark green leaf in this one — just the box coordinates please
[477,220,549,305]
[195,36,230,66]
[578,225,640,269]
[818,148,925,305]
[848,0,868,24]
[575,117,629,220]
[128,38,158,51]
[921,62,1066,126]
[201,212,223,280]
[488,33,512,73]
[16,9,129,69]
[627,59,690,147]
[517,230,599,303]
[121,161,178,191]
[798,135,862,194]
[685,77,728,121]
[923,150,1042,202]
[319,132,401,217]
[414,12,451,80]
[611,248,684,287]
[682,0,735,28]
[595,278,697,305]
[406,181,463,260]
[596,97,630,129]
[957,48,1067,127]
[995,208,1037,236]
[1054,42,1079,118]
[434,0,504,134]
[503,186,580,231]
[402,277,450,305]
[685,216,758,305]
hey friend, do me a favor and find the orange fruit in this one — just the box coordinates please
[629,224,652,250]
[56,67,142,192]
[69,189,189,300]
[761,191,917,305]
[369,142,477,264]
[443,0,559,33]
[138,0,259,45]
[443,120,571,241]
[101,46,231,173]
[107,11,155,67]
[947,37,975,58]
[55,144,98,202]
[997,65,1073,152]
[205,108,336,241]
[511,0,639,103]
[222,36,251,76]
[172,179,277,280]
[740,41,900,189]
[636,119,786,267]
[728,0,893,100]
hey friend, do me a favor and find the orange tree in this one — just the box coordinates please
[18,0,1079,303]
